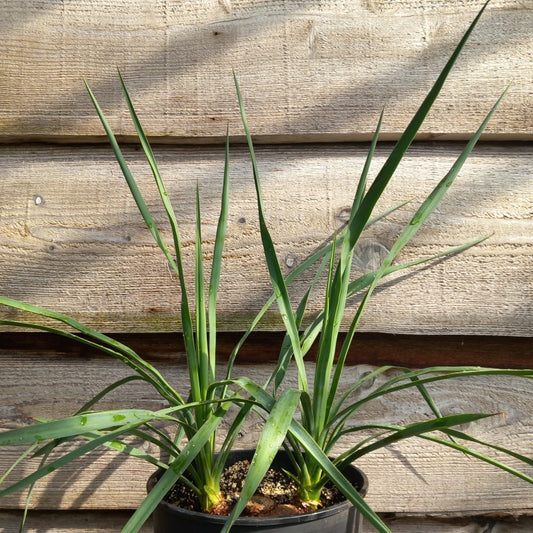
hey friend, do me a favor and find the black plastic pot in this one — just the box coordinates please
[147,449,368,533]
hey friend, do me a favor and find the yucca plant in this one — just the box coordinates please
[230,2,533,532]
[0,74,308,531]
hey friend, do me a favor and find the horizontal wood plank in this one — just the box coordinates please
[1,1,531,142]
[1,511,532,533]
[1,331,531,368]
[1,143,531,335]
[1,350,531,514]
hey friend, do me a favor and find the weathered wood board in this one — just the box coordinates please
[1,348,531,514]
[1,1,531,142]
[1,512,532,533]
[1,143,531,335]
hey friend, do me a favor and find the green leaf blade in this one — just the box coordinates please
[221,389,301,533]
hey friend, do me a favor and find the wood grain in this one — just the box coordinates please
[1,1,531,142]
[0,349,531,514]
[1,143,531,335]
[1,511,532,533]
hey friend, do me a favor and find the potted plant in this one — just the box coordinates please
[0,2,531,533]
[221,1,533,531]
[0,72,314,530]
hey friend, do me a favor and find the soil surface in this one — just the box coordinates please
[164,459,346,517]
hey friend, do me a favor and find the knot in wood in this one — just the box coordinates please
[353,241,390,273]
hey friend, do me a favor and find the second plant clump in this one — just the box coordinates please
[0,3,532,533]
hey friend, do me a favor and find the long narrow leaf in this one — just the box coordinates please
[0,409,177,447]
[32,375,148,460]
[326,90,507,430]
[345,0,490,252]
[221,389,301,532]
[442,427,533,467]
[193,185,208,406]
[122,403,231,533]
[342,413,495,463]
[224,197,408,381]
[421,432,533,484]
[83,80,178,275]
[209,128,231,376]
[269,252,331,393]
[234,377,390,533]
[334,367,533,425]
[0,444,39,486]
[234,72,308,392]
[0,300,182,406]
[351,108,384,215]
[0,415,176,499]
[85,76,197,363]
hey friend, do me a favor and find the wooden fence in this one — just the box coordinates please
[1,1,531,531]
